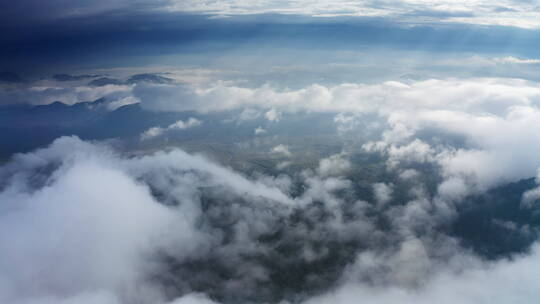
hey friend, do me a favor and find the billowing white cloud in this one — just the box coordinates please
[494,56,540,65]
[305,243,540,304]
[0,136,300,304]
[169,294,218,304]
[254,126,267,135]
[141,118,202,140]
[169,118,202,129]
[0,138,199,304]
[135,78,540,116]
[7,75,540,199]
[368,104,540,195]
[6,73,540,303]
[140,126,166,139]
[265,108,281,122]
[271,144,292,157]
[238,108,261,121]
[131,77,540,197]
[373,182,393,207]
[318,153,351,177]
[3,128,540,304]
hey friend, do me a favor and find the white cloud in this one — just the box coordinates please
[305,243,540,304]
[7,73,540,303]
[276,160,292,169]
[271,144,292,157]
[238,108,261,121]
[0,139,193,304]
[318,153,351,177]
[254,126,267,135]
[494,56,540,65]
[373,182,394,207]
[140,126,166,140]
[8,75,540,199]
[0,136,300,304]
[106,96,140,111]
[437,177,468,200]
[3,122,540,304]
[132,77,540,195]
[169,294,219,304]
[398,169,419,180]
[135,78,540,117]
[334,113,361,133]
[265,108,281,122]
[165,0,540,29]
[522,169,540,208]
[140,118,202,140]
[169,117,202,130]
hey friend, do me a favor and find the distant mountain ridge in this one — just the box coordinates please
[0,97,191,157]
[89,73,174,86]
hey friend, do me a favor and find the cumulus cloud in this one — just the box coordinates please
[366,104,540,196]
[0,138,197,304]
[3,131,540,304]
[0,136,358,303]
[6,74,540,303]
[141,118,202,140]
[521,169,540,208]
[373,182,394,207]
[334,113,360,133]
[254,126,267,135]
[32,76,534,199]
[271,144,292,157]
[169,118,202,129]
[317,153,351,177]
[276,161,292,169]
[7,76,540,201]
[305,244,540,304]
[0,136,303,304]
[140,126,166,139]
[134,78,540,116]
[0,137,397,302]
[265,108,281,122]
[238,108,261,121]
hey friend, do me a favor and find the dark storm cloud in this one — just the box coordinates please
[52,74,102,81]
[0,0,168,25]
[2,1,540,75]
[0,72,24,83]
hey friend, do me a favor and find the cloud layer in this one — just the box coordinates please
[1,132,540,303]
[4,0,540,28]
[4,73,540,303]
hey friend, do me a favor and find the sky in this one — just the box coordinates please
[2,0,540,77]
[3,1,540,304]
